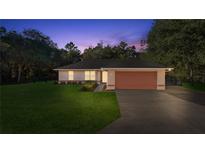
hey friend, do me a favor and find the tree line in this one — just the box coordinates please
[1,20,205,84]
[142,20,205,83]
[0,27,138,84]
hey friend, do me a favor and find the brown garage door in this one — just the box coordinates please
[115,71,157,89]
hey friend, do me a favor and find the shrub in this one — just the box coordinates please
[80,81,98,91]
[182,82,205,92]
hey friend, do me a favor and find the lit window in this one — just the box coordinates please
[102,71,108,83]
[85,71,95,80]
[85,71,90,80]
[68,71,74,80]
[90,71,96,80]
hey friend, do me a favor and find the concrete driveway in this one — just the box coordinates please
[166,86,205,105]
[100,88,205,134]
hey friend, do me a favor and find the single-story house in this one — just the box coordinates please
[54,59,173,90]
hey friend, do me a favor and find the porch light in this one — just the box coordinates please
[167,68,173,72]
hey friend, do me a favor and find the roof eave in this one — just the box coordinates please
[54,67,174,71]
[53,68,101,71]
[101,67,172,70]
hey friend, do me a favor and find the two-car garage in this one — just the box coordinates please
[115,71,157,90]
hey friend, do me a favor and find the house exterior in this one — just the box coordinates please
[54,59,173,90]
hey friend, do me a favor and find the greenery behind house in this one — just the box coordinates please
[1,20,205,85]
[142,20,205,84]
[0,27,138,84]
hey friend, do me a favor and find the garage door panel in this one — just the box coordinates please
[115,72,157,89]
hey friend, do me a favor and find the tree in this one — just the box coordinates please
[1,31,30,82]
[64,42,81,63]
[144,20,205,83]
[82,41,138,60]
[23,29,57,48]
[82,47,97,60]
[0,27,10,83]
[114,41,137,58]
[0,28,62,84]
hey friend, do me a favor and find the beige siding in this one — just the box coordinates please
[157,70,165,90]
[58,70,100,81]
[74,71,85,80]
[59,70,68,81]
[107,70,115,90]
[96,71,101,82]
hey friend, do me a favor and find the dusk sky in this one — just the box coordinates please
[0,19,153,52]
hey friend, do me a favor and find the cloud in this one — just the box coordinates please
[68,30,149,52]
[109,31,147,44]
[106,31,148,51]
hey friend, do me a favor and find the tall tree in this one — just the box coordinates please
[143,20,205,83]
[23,29,57,48]
[64,42,81,63]
[2,31,30,82]
[114,41,137,58]
[0,28,62,84]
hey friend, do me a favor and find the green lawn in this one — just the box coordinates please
[0,82,120,134]
[182,82,205,92]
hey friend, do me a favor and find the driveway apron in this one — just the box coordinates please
[100,90,205,134]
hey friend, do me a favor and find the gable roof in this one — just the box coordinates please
[54,59,166,70]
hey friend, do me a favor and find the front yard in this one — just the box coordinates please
[0,82,120,133]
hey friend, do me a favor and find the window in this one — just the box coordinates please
[90,71,95,80]
[85,71,96,80]
[68,71,74,80]
[102,71,108,83]
[85,71,90,80]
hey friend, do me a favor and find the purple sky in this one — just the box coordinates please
[0,19,153,52]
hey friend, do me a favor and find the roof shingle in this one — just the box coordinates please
[55,59,165,69]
